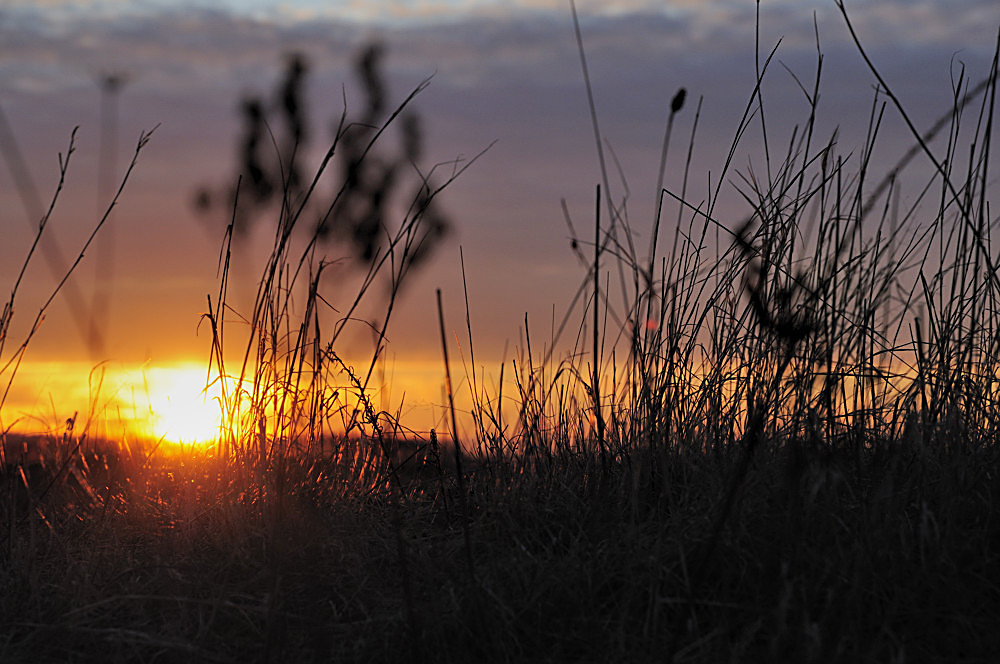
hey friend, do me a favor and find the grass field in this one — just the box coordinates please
[2,5,1000,662]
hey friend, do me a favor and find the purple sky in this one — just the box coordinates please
[0,0,997,428]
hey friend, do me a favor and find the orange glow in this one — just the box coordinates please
[139,365,224,445]
[0,361,227,447]
[1,358,464,445]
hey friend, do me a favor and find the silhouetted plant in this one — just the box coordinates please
[197,39,487,485]
[195,42,449,271]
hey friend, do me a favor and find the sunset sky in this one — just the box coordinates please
[0,0,997,439]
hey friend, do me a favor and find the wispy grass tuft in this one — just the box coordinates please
[2,9,1000,664]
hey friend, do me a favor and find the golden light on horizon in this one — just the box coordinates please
[0,361,227,446]
[140,365,224,446]
[2,356,494,447]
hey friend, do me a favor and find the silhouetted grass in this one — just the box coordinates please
[2,7,1000,663]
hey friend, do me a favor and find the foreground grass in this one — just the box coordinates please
[3,5,999,662]
[1,431,998,663]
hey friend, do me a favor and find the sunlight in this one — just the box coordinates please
[142,365,224,446]
[2,357,456,443]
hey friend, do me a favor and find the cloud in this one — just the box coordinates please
[0,0,996,363]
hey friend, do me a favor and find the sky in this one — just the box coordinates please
[0,0,997,438]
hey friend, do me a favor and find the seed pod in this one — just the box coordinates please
[670,87,686,113]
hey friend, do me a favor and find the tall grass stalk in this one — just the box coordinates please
[1,127,155,457]
[2,8,999,663]
[204,77,483,488]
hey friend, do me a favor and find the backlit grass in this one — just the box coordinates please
[2,5,999,663]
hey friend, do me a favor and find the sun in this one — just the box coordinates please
[143,365,224,445]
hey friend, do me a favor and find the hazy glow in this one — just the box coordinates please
[140,365,224,445]
[0,361,226,445]
[2,358,458,442]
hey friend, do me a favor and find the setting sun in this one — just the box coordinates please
[2,1,997,660]
[141,365,224,445]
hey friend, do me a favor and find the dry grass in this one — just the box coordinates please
[2,7,1000,663]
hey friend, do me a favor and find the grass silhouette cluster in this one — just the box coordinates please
[2,5,1000,662]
